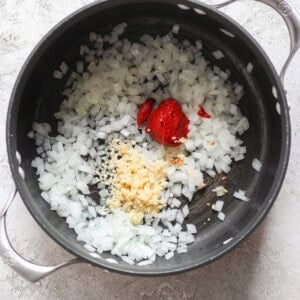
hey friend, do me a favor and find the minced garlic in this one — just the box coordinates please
[107,140,167,225]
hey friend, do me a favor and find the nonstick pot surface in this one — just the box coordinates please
[7,0,290,275]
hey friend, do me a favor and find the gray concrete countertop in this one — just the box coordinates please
[0,0,299,299]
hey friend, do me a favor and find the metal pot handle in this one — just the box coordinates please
[213,0,300,82]
[0,189,81,282]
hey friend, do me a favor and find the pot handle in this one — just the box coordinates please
[213,0,300,82]
[0,189,81,282]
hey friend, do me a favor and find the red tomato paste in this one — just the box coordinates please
[137,98,189,147]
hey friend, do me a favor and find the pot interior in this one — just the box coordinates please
[8,0,289,274]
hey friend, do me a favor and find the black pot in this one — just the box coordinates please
[1,0,299,281]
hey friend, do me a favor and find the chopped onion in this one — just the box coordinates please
[233,190,249,202]
[247,62,254,74]
[212,50,225,59]
[212,200,224,212]
[212,186,228,197]
[59,61,68,74]
[217,211,225,221]
[53,70,63,79]
[172,23,180,34]
[252,158,262,172]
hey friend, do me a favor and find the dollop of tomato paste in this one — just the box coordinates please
[138,98,189,147]
[197,105,211,118]
[136,98,155,128]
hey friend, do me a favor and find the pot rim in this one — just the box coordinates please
[6,0,291,275]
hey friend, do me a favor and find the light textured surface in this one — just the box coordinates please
[0,0,300,299]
